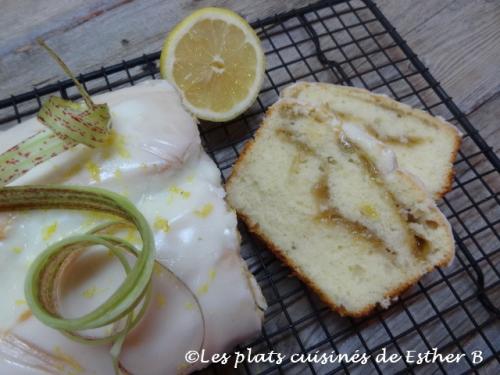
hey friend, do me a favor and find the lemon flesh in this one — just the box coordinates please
[160,8,265,122]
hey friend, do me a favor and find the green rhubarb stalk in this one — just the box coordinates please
[0,39,111,186]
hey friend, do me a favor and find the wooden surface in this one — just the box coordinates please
[0,0,498,374]
[0,0,498,151]
[376,0,500,151]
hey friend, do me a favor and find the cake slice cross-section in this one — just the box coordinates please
[227,98,454,317]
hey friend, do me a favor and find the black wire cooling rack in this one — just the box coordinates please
[0,0,498,374]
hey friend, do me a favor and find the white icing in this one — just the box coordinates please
[341,122,398,175]
[0,80,265,375]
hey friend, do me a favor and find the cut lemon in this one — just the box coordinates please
[160,7,265,122]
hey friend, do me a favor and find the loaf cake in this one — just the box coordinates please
[226,98,454,317]
[282,82,461,199]
[0,80,266,375]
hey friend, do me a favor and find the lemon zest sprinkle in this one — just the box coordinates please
[360,204,379,219]
[115,134,130,158]
[197,283,209,295]
[103,131,117,158]
[194,203,213,218]
[209,269,217,281]
[11,246,23,254]
[184,302,195,310]
[42,222,58,241]
[154,216,170,233]
[104,130,130,159]
[18,310,32,322]
[15,299,26,306]
[82,286,103,299]
[85,161,101,182]
[168,185,191,199]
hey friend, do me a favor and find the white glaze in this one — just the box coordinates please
[341,122,398,175]
[0,80,265,375]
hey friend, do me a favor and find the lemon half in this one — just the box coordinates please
[160,7,265,122]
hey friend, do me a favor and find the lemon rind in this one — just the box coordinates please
[160,7,265,122]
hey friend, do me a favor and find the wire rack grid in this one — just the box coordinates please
[0,0,498,374]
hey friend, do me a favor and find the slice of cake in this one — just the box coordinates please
[282,82,461,199]
[226,98,454,317]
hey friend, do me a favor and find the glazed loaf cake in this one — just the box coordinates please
[226,98,454,317]
[0,81,266,375]
[282,82,461,199]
